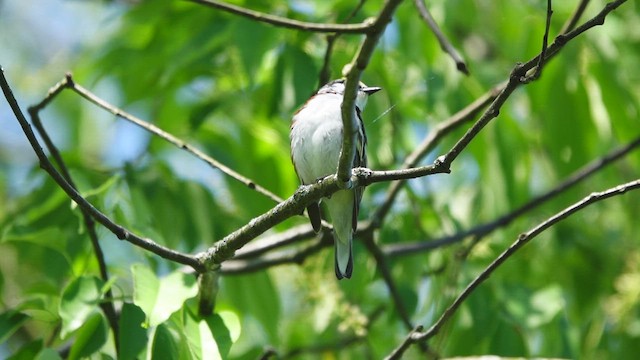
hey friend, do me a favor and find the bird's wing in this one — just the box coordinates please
[353,106,368,232]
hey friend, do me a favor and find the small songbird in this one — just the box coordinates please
[290,79,381,279]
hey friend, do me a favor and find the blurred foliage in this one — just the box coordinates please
[1,0,640,358]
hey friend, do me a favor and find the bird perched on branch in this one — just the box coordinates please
[290,79,381,279]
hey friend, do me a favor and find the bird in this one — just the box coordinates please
[290,79,381,279]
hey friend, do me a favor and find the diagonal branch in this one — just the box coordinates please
[0,68,204,272]
[370,0,606,230]
[28,102,121,352]
[383,135,640,256]
[438,0,626,171]
[528,0,553,81]
[386,179,640,358]
[371,86,502,227]
[189,0,374,34]
[413,0,469,75]
[319,0,368,85]
[29,73,283,204]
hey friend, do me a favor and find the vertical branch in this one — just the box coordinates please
[338,0,404,184]
[319,0,368,85]
[28,78,120,350]
[529,0,553,80]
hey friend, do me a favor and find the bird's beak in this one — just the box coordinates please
[363,86,382,95]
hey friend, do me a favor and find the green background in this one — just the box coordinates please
[1,0,639,358]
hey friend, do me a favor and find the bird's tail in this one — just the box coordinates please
[324,190,354,279]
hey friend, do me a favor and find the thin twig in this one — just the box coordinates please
[561,0,591,34]
[371,85,502,227]
[221,233,331,274]
[383,135,640,256]
[338,0,404,184]
[370,0,602,230]
[362,236,413,330]
[189,0,374,34]
[0,68,204,272]
[387,178,640,357]
[529,0,553,80]
[319,0,368,85]
[417,179,640,340]
[30,73,283,204]
[413,0,469,75]
[28,104,121,352]
[439,0,626,171]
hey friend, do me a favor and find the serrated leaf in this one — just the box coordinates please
[132,264,198,327]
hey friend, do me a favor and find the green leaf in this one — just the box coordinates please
[59,276,105,338]
[132,264,198,327]
[6,339,43,360]
[182,309,241,360]
[67,312,108,360]
[118,302,148,360]
[528,285,565,328]
[33,348,63,360]
[149,322,192,360]
[219,272,280,343]
[0,310,29,343]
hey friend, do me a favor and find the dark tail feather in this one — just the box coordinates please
[334,239,353,280]
[307,202,322,233]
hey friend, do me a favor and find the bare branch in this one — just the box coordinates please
[338,0,404,184]
[423,180,640,338]
[189,0,374,34]
[560,0,591,34]
[319,0,368,85]
[371,85,501,227]
[372,0,604,229]
[384,135,640,256]
[28,99,120,351]
[0,68,204,272]
[29,73,283,204]
[413,0,469,75]
[221,234,331,274]
[440,0,626,171]
[528,0,553,81]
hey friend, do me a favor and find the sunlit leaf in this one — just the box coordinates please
[132,264,198,327]
[67,312,108,360]
[59,276,104,338]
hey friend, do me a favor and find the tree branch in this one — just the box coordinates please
[371,85,502,227]
[318,0,368,85]
[28,98,120,352]
[387,179,640,358]
[384,135,640,256]
[0,68,204,273]
[29,73,284,204]
[413,0,469,75]
[338,0,404,184]
[528,0,553,81]
[189,0,374,34]
[370,0,603,229]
